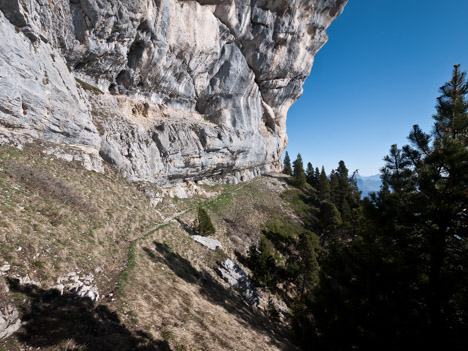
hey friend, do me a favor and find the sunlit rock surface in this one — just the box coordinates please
[0,0,347,184]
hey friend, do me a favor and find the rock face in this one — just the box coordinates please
[0,0,347,184]
[0,279,21,340]
[217,258,259,307]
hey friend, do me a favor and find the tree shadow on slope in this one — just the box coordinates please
[6,278,172,351]
[175,218,195,236]
[144,242,296,351]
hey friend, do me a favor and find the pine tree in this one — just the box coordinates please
[319,201,342,233]
[292,153,307,187]
[315,167,320,185]
[283,151,292,175]
[398,64,468,344]
[307,65,468,350]
[318,166,330,201]
[340,198,352,228]
[297,231,321,296]
[329,172,340,206]
[433,64,468,142]
[306,162,316,186]
[196,206,216,236]
[335,160,350,208]
[348,170,362,208]
[336,160,349,182]
[374,66,468,347]
[381,144,414,196]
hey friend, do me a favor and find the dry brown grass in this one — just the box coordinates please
[0,141,299,351]
[120,223,295,351]
[115,175,298,351]
[0,142,161,289]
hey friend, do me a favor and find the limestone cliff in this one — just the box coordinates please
[0,0,347,185]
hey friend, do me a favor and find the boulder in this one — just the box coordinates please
[192,235,222,251]
[217,259,259,307]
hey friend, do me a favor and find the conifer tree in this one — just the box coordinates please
[306,162,316,186]
[315,167,320,185]
[283,151,292,175]
[340,198,352,228]
[381,144,414,196]
[297,231,321,296]
[306,65,468,351]
[335,160,350,208]
[319,201,342,233]
[432,64,468,142]
[396,64,468,343]
[336,161,349,185]
[196,206,216,236]
[318,167,330,201]
[329,172,340,206]
[348,170,362,207]
[292,153,307,187]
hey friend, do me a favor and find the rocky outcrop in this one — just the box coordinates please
[0,279,21,340]
[0,0,347,185]
[192,235,223,250]
[54,272,100,302]
[217,259,259,307]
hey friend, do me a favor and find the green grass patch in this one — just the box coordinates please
[117,242,136,296]
[281,189,315,217]
[75,78,103,95]
[203,189,235,213]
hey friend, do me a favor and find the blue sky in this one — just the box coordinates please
[285,0,468,176]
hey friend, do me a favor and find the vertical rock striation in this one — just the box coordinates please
[0,0,348,185]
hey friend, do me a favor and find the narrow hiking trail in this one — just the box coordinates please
[118,179,258,294]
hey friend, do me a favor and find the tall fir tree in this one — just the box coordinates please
[196,206,216,236]
[335,160,350,209]
[293,153,307,187]
[318,166,330,201]
[296,231,321,296]
[397,64,468,345]
[329,172,340,206]
[314,167,321,186]
[340,198,352,229]
[306,162,316,187]
[283,151,292,175]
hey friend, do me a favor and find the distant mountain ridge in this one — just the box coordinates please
[355,174,382,197]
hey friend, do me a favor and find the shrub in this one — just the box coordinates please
[267,295,280,321]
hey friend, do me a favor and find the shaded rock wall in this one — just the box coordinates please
[0,0,347,185]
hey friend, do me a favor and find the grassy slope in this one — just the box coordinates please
[0,141,300,351]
